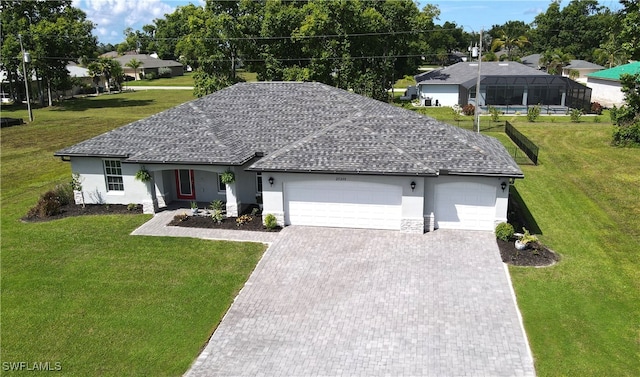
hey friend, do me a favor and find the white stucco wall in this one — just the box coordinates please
[417,84,460,107]
[586,78,624,107]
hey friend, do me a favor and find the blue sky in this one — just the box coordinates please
[72,0,621,45]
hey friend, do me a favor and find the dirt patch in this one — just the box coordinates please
[22,203,143,222]
[168,212,281,233]
[497,239,559,267]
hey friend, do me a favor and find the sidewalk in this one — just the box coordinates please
[130,208,280,244]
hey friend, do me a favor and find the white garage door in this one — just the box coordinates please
[435,182,497,231]
[285,180,402,230]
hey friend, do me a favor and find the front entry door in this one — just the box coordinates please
[175,169,196,200]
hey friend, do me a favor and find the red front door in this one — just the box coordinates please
[175,169,196,200]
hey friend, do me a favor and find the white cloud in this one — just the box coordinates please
[75,0,179,43]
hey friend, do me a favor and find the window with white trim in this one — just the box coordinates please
[104,160,124,191]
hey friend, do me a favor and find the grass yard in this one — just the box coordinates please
[424,108,640,376]
[124,72,195,87]
[1,91,266,376]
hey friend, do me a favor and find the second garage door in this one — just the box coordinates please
[284,180,402,230]
[435,182,497,231]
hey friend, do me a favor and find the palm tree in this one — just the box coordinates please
[125,58,142,80]
[490,30,529,60]
[539,49,574,75]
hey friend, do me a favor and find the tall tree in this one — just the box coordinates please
[529,0,615,61]
[0,0,96,105]
[618,0,639,61]
[490,29,529,60]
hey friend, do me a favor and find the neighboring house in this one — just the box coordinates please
[414,61,592,113]
[113,54,184,79]
[561,60,604,83]
[55,82,523,233]
[520,54,543,70]
[586,61,640,107]
[66,63,95,96]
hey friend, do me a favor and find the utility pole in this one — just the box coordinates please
[18,34,33,122]
[474,29,483,133]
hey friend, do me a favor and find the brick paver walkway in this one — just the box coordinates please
[181,226,536,377]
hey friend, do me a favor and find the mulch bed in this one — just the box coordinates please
[22,203,143,222]
[168,212,281,233]
[497,239,559,267]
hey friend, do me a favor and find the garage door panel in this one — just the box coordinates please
[435,182,497,231]
[285,180,401,230]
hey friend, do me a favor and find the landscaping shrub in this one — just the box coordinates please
[527,105,541,122]
[211,209,224,224]
[236,214,252,226]
[462,104,475,116]
[28,190,62,218]
[127,203,139,211]
[590,102,603,115]
[570,108,583,123]
[53,183,74,206]
[489,106,501,122]
[173,213,188,222]
[264,214,278,230]
[495,222,515,241]
[209,200,224,211]
[158,67,172,78]
[145,72,157,80]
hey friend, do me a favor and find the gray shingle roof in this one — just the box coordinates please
[415,62,548,89]
[114,54,182,69]
[55,82,523,178]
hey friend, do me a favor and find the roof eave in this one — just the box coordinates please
[245,167,439,177]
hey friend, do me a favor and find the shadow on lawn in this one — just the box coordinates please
[508,186,542,235]
[53,97,154,111]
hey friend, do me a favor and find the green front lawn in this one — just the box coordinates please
[124,72,195,87]
[1,92,265,376]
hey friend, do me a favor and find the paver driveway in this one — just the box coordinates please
[185,226,535,377]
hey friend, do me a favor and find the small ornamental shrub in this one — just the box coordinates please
[495,222,515,241]
[251,207,260,216]
[462,104,475,116]
[127,203,138,211]
[145,72,157,80]
[264,214,278,230]
[236,214,253,226]
[488,106,501,122]
[527,105,541,122]
[53,183,74,206]
[211,209,224,224]
[158,67,172,78]
[570,108,583,123]
[174,212,188,222]
[28,190,62,218]
[590,102,603,115]
[210,200,224,211]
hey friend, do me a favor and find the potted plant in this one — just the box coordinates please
[190,201,198,215]
[134,167,152,183]
[220,170,235,184]
[515,228,538,250]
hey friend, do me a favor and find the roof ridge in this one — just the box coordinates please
[258,110,365,163]
[359,122,433,174]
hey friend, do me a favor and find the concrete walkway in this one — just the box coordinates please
[173,225,536,377]
[131,208,279,244]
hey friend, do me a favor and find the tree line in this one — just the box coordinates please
[1,0,638,104]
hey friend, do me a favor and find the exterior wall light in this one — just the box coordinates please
[410,181,416,191]
[268,177,274,186]
[501,181,507,191]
